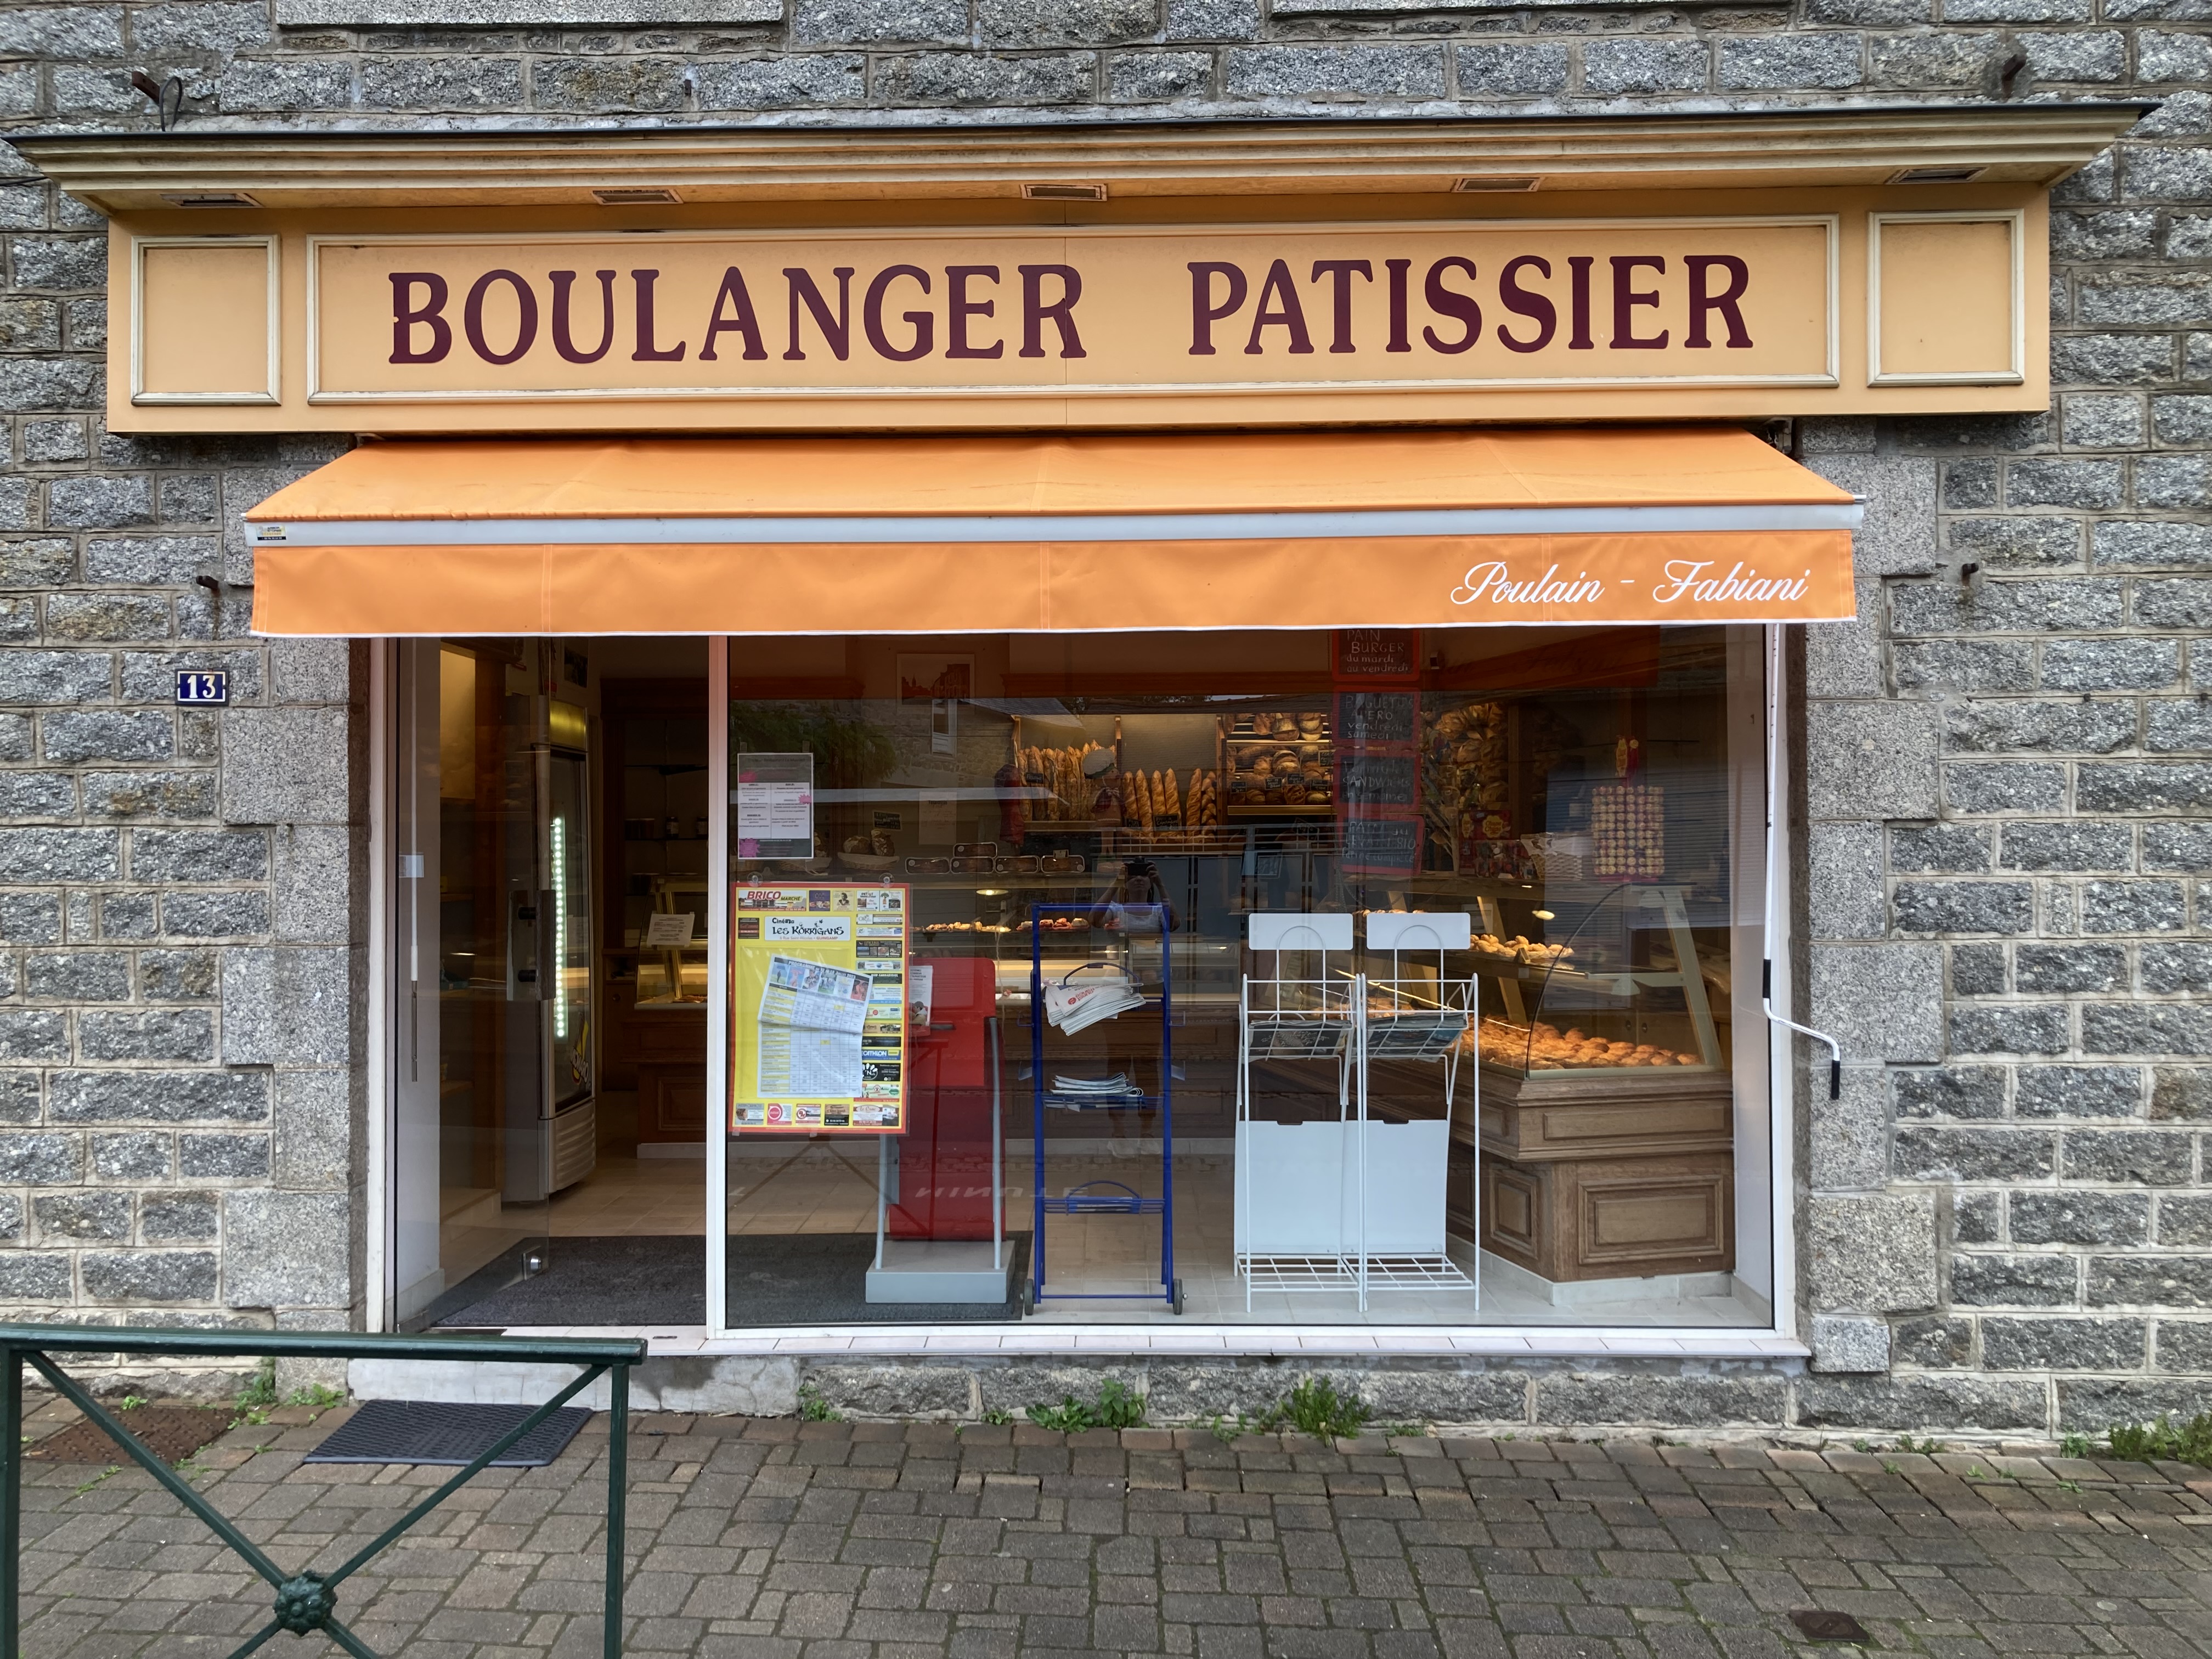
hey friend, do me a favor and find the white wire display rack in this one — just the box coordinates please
[1357,911,1479,1301]
[1235,913,1362,1304]
[1233,911,1480,1311]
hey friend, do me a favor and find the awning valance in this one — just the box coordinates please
[244,427,1860,637]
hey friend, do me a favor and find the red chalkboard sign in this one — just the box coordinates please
[1339,752,1420,812]
[1333,629,1420,682]
[1340,814,1423,877]
[1334,689,1419,748]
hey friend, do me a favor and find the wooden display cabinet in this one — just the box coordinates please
[1476,1066,1734,1281]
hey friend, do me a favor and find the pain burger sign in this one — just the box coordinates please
[309,217,1836,405]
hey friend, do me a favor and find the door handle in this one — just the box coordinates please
[509,891,543,1000]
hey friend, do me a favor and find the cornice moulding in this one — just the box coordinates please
[10,104,2148,211]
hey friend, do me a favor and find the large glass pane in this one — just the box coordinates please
[395,641,560,1327]
[719,626,1769,1329]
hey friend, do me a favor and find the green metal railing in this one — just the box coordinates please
[1,1325,647,1659]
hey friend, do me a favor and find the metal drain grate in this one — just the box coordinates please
[304,1400,592,1467]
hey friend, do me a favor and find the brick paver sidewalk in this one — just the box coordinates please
[15,1401,2212,1659]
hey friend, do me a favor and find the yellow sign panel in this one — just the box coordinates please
[115,200,2050,430]
[729,883,910,1137]
[308,218,1836,403]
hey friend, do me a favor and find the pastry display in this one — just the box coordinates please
[1230,711,1328,740]
[1420,698,1573,874]
[1184,769,1222,827]
[1019,741,1109,822]
[1223,710,1334,811]
[1592,780,1664,878]
[838,828,900,870]
[1475,1018,1701,1071]
[1470,933,1574,966]
[1124,768,1153,828]
[1107,762,1221,829]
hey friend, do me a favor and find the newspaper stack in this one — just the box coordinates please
[1047,1073,1145,1108]
[1043,969,1145,1035]
[1051,1074,1139,1097]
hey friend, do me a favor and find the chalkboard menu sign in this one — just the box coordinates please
[1335,690,1419,747]
[1333,629,1420,681]
[1340,815,1423,877]
[1340,753,1419,811]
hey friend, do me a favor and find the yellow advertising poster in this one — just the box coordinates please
[729,883,910,1135]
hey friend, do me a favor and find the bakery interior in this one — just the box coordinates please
[394,624,1774,1332]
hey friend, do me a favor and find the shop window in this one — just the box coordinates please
[720,624,1775,1329]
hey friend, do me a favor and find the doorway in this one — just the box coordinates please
[391,637,708,1330]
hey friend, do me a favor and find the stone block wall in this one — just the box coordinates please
[0,200,365,1357]
[1800,395,2212,1437]
[3,0,2210,1429]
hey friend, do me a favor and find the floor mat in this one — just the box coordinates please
[304,1399,591,1466]
[27,1404,234,1466]
[431,1233,1029,1328]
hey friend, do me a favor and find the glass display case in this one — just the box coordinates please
[1466,881,1737,1288]
[1472,883,1725,1080]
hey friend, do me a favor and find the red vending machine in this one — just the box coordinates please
[866,954,1013,1302]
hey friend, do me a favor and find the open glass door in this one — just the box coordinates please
[394,640,589,1329]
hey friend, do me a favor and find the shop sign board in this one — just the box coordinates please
[117,206,2036,430]
[314,218,1837,399]
[729,882,910,1136]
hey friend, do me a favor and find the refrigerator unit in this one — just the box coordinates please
[506,696,598,1203]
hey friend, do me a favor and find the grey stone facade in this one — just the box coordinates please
[3,0,2210,1431]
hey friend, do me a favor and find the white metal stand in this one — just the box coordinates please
[1359,911,1479,1302]
[1233,912,1480,1311]
[1235,913,1363,1307]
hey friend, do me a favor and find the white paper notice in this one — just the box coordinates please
[919,790,958,844]
[755,953,869,1097]
[733,752,815,857]
[642,911,696,946]
[738,780,812,842]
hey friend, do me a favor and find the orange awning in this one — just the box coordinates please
[245,427,1860,636]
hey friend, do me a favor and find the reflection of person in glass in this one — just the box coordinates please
[1097,857,1176,934]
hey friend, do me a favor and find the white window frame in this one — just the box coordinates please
[369,628,1806,1359]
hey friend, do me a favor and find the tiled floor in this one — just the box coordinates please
[548,1154,708,1237]
[524,1147,1762,1329]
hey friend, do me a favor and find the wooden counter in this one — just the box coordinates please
[1474,1066,1734,1284]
